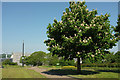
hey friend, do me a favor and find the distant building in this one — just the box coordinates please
[0,53,13,63]
[0,58,13,62]
[11,53,30,65]
[0,53,30,65]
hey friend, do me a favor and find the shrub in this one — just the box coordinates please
[2,59,17,65]
[81,63,120,68]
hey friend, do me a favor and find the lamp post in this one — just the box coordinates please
[22,40,24,67]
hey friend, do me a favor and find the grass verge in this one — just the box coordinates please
[2,65,46,78]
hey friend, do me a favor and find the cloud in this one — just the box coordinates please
[109,41,119,54]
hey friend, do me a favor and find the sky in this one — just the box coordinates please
[1,2,119,54]
[1,0,120,2]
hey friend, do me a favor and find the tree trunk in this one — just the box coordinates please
[77,57,81,73]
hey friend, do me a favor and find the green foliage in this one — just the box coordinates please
[2,59,17,65]
[23,51,46,66]
[83,52,118,64]
[81,63,120,68]
[45,53,76,66]
[46,53,59,66]
[114,51,120,63]
[21,51,76,66]
[20,56,27,63]
[103,52,116,63]
[44,1,117,62]
[59,57,76,66]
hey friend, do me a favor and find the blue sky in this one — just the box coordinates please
[2,2,119,54]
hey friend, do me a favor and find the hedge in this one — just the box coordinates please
[81,63,120,68]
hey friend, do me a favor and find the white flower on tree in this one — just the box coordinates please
[79,39,81,42]
[79,30,81,32]
[89,37,92,39]
[66,37,68,39]
[77,52,80,54]
[81,23,84,26]
[91,55,95,57]
[90,24,92,27]
[60,21,62,23]
[74,34,77,36]
[51,38,54,40]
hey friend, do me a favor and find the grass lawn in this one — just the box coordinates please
[38,66,61,69]
[2,65,119,79]
[2,65,46,78]
[68,67,119,78]
[0,68,2,79]
[69,71,119,78]
[41,66,119,79]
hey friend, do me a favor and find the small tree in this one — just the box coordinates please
[44,1,117,73]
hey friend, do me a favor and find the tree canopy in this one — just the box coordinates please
[22,51,46,66]
[44,1,117,60]
[44,1,117,72]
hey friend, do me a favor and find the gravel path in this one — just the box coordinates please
[28,67,70,78]
[28,67,79,80]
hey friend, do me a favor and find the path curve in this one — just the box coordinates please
[28,66,71,78]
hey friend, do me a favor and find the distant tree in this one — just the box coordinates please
[23,51,46,66]
[114,51,120,63]
[2,59,17,65]
[46,53,59,66]
[103,52,116,63]
[59,57,76,66]
[44,1,117,73]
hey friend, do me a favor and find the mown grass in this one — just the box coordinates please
[2,65,46,78]
[2,65,119,79]
[41,66,119,79]
[38,66,61,69]
[0,67,2,79]
[67,67,119,78]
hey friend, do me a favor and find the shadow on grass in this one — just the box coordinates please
[42,69,99,76]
